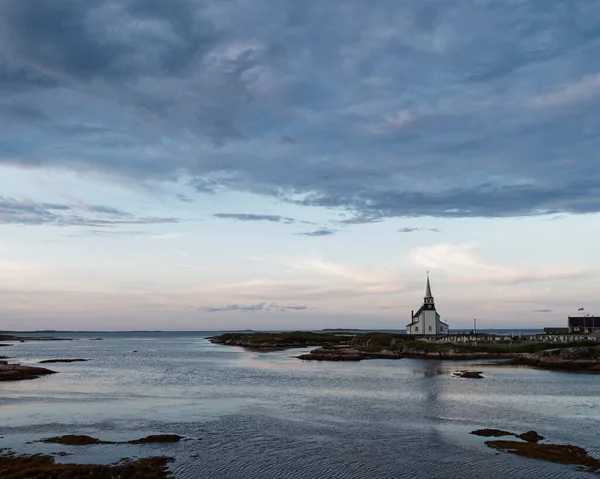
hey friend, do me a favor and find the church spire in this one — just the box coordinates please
[424,272,434,305]
[425,273,432,298]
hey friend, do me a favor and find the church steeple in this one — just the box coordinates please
[424,272,434,306]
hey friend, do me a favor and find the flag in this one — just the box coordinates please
[578,307,584,311]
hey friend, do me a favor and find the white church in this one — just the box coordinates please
[406,274,449,336]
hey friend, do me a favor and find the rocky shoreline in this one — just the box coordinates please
[210,332,600,372]
[296,346,519,362]
[297,345,600,371]
[514,347,600,372]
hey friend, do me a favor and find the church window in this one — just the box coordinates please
[415,327,419,332]
[429,326,432,332]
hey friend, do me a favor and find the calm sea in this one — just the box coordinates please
[0,332,598,478]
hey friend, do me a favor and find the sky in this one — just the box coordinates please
[1,0,599,331]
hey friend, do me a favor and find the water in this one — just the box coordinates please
[1,332,599,478]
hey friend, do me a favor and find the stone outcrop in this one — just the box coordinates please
[42,434,183,446]
[517,347,600,372]
[471,429,516,438]
[0,453,172,478]
[297,345,518,362]
[0,364,56,381]
[485,440,600,473]
[453,370,484,378]
[518,431,545,443]
[472,429,600,474]
[39,359,88,364]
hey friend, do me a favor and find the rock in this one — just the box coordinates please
[485,440,600,473]
[518,347,600,371]
[453,371,484,378]
[43,435,102,446]
[42,434,184,445]
[0,452,172,478]
[128,434,182,444]
[518,431,545,443]
[0,364,56,382]
[471,429,516,437]
[38,359,88,364]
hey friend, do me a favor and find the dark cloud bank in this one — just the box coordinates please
[1,0,600,220]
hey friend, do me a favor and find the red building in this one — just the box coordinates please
[568,316,600,334]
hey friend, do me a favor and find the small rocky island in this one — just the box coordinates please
[210,331,600,372]
[471,429,600,474]
[0,364,56,382]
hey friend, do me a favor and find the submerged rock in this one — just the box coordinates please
[42,434,183,445]
[43,435,102,446]
[128,435,182,444]
[453,370,484,379]
[471,429,516,438]
[39,359,88,364]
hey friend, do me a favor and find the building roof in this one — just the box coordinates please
[425,274,432,299]
[568,316,600,328]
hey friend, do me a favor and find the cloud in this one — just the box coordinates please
[66,230,182,239]
[338,216,385,225]
[411,242,587,285]
[299,229,336,237]
[398,227,440,233]
[203,302,310,313]
[0,196,179,227]
[530,74,600,109]
[286,257,398,285]
[213,213,295,224]
[1,1,600,219]
[534,309,553,313]
[149,232,181,240]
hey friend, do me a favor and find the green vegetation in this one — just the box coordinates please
[212,331,414,349]
[211,331,351,346]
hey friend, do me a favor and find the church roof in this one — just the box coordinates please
[425,274,432,298]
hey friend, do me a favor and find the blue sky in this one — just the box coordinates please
[1,0,599,330]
